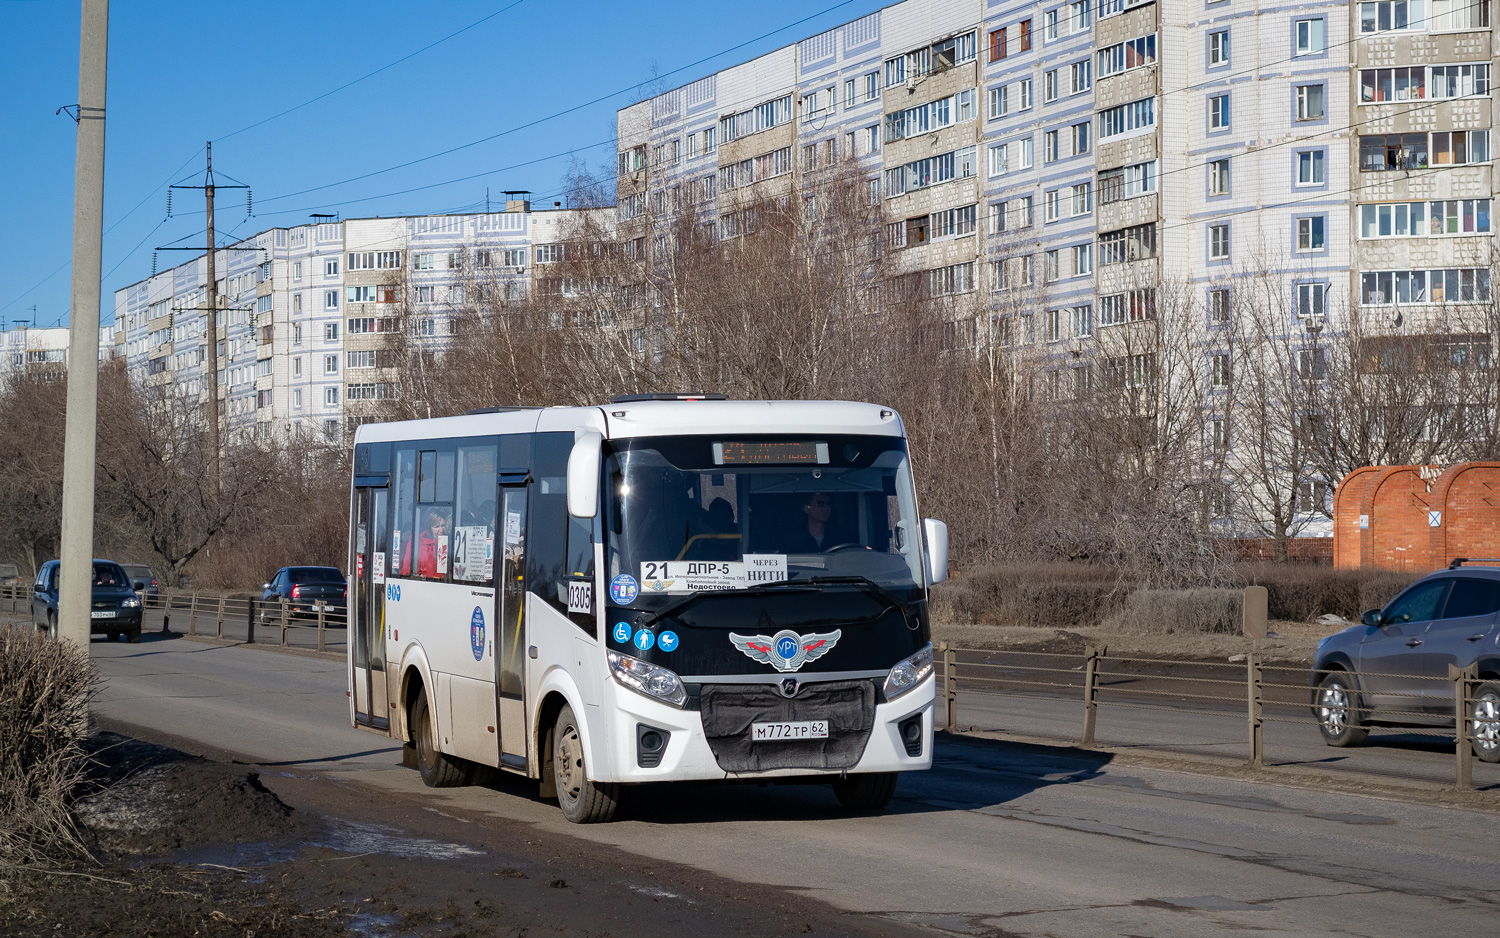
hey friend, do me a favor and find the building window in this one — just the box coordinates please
[1359,66,1426,102]
[1359,268,1492,304]
[1100,290,1157,326]
[1098,97,1155,139]
[1072,304,1093,338]
[1296,216,1326,251]
[1071,121,1090,155]
[1208,158,1231,196]
[324,323,339,341]
[324,387,339,406]
[1294,17,1325,54]
[1044,130,1060,163]
[1045,308,1062,342]
[1070,60,1091,94]
[1208,30,1230,67]
[1097,34,1156,77]
[1296,282,1327,320]
[1018,19,1032,51]
[292,261,303,281]
[323,354,339,375]
[987,138,1032,176]
[844,78,856,108]
[1044,69,1059,103]
[1298,348,1327,382]
[865,72,879,100]
[989,84,1009,119]
[1098,160,1157,202]
[1098,223,1157,264]
[1296,150,1326,185]
[324,259,339,277]
[293,389,302,409]
[1208,288,1231,325]
[323,290,339,310]
[1359,133,1428,170]
[1209,223,1230,260]
[1208,94,1230,131]
[1210,352,1231,387]
[1072,182,1092,216]
[1432,130,1491,164]
[1045,250,1060,282]
[1071,243,1092,277]
[1296,83,1325,120]
[990,27,1007,60]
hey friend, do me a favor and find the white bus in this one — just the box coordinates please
[348,395,948,822]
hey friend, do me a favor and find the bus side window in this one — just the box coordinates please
[393,448,417,575]
[454,444,497,584]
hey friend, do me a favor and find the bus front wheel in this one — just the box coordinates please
[552,704,619,823]
[412,687,466,788]
[832,772,898,811]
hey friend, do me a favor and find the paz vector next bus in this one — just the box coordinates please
[347,395,948,822]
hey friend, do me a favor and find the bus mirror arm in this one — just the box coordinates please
[922,518,948,585]
[567,431,604,519]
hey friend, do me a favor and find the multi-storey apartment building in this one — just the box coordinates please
[615,0,1496,536]
[111,201,600,442]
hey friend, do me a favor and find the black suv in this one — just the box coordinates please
[1312,559,1500,761]
[31,559,144,642]
[261,566,347,623]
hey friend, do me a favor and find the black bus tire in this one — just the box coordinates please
[412,687,466,788]
[832,772,898,811]
[553,704,619,823]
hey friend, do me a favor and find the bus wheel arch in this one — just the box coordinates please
[535,691,570,799]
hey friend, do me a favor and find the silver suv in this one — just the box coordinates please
[1312,560,1500,761]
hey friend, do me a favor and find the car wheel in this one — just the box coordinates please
[1469,682,1500,764]
[411,687,466,788]
[1314,672,1368,747]
[553,704,619,823]
[46,611,57,638]
[127,627,142,644]
[832,771,899,811]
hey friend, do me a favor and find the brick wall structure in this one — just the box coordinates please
[1334,463,1500,572]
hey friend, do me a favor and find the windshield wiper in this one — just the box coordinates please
[772,575,912,619]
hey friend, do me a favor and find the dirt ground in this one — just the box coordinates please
[0,731,928,938]
[931,617,1341,665]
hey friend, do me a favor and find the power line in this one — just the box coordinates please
[215,1,530,142]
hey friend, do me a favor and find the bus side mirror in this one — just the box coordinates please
[567,431,603,519]
[922,518,949,585]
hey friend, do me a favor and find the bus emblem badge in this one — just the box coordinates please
[728,629,842,673]
[778,678,799,698]
[470,606,485,661]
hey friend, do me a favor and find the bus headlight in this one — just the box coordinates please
[607,650,687,708]
[883,643,933,701]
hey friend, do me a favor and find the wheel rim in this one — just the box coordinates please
[556,724,584,803]
[1318,681,1350,734]
[1471,692,1500,753]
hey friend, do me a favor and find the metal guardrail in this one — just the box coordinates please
[939,642,1495,791]
[2,584,346,653]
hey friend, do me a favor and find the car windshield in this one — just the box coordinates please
[92,563,126,587]
[603,434,923,597]
[289,567,343,584]
[0,564,18,578]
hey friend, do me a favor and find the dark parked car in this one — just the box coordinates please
[31,559,143,642]
[120,563,160,602]
[1312,559,1500,762]
[0,563,20,589]
[261,566,347,624]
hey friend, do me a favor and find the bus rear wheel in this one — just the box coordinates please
[832,772,898,812]
[552,704,619,823]
[412,687,466,788]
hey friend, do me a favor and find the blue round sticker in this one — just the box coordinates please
[612,621,632,643]
[776,635,798,661]
[611,574,639,604]
[633,628,655,651]
[657,631,679,653]
[470,606,486,661]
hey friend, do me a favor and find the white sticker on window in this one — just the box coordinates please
[373,552,386,585]
[743,554,788,584]
[453,525,488,581]
[567,580,592,613]
[640,560,748,593]
[506,511,522,545]
[484,536,494,579]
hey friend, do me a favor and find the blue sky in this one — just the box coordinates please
[0,0,889,329]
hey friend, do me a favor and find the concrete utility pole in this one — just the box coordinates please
[57,0,109,650]
[204,143,221,493]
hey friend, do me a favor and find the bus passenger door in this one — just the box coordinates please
[352,486,390,731]
[496,485,528,767]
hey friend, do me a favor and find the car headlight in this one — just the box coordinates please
[121,596,140,608]
[884,643,933,701]
[607,650,687,707]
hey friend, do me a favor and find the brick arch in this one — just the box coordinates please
[1429,463,1500,569]
[1362,466,1433,572]
[1333,466,1384,570]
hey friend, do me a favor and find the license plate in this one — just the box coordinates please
[90,610,116,619]
[751,720,829,741]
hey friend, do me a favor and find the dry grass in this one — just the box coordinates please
[0,628,98,869]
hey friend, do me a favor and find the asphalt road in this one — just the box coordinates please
[81,631,1500,938]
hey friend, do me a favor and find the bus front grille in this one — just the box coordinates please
[697,679,875,773]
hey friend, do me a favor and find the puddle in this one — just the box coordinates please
[348,910,404,938]
[312,819,485,860]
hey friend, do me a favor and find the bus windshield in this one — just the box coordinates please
[603,434,923,599]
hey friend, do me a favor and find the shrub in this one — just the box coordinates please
[1101,588,1243,635]
[1237,564,1422,621]
[0,628,97,868]
[935,563,1126,628]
